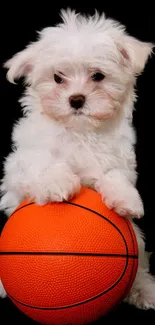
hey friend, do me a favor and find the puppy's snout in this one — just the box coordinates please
[69,94,85,109]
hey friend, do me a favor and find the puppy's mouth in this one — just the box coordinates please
[72,110,104,119]
[73,110,110,120]
[73,110,83,116]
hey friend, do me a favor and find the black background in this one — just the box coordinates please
[0,2,155,324]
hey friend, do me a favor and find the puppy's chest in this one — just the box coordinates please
[55,133,120,173]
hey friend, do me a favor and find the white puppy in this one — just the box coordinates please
[0,9,155,310]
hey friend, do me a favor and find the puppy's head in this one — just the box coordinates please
[4,9,153,130]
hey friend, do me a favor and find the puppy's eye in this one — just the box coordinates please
[54,74,63,84]
[92,72,105,82]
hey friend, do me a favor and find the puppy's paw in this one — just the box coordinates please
[27,164,81,205]
[103,186,144,219]
[125,283,155,310]
[0,280,7,298]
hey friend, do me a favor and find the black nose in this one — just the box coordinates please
[69,94,85,109]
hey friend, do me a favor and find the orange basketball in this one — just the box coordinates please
[0,187,138,325]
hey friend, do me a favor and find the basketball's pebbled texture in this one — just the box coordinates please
[0,187,138,325]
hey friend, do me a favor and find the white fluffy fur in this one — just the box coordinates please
[0,8,155,310]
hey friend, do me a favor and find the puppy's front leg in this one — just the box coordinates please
[95,169,144,219]
[0,150,81,216]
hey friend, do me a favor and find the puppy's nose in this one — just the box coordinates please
[69,94,85,109]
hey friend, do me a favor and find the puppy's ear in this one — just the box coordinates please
[4,42,40,84]
[116,35,154,75]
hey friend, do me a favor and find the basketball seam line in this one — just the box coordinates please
[117,219,138,303]
[121,219,137,298]
[0,252,138,258]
